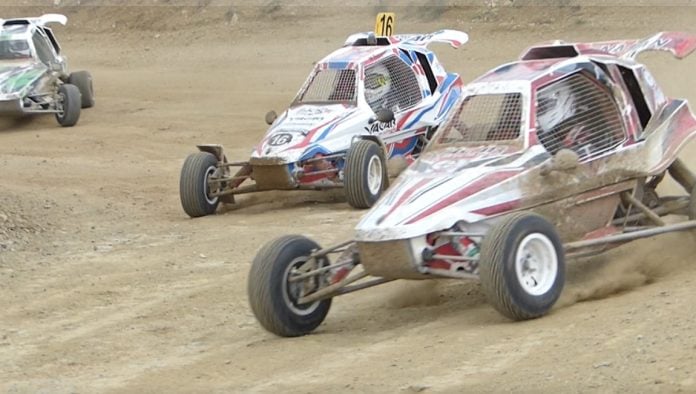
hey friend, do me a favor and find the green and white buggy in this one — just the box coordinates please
[0,14,94,127]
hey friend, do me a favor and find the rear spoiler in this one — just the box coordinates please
[521,31,696,61]
[0,13,67,27]
[345,29,469,49]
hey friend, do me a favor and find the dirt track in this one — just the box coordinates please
[1,3,696,392]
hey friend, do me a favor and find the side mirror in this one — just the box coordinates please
[375,108,394,123]
[265,110,277,125]
[541,148,579,175]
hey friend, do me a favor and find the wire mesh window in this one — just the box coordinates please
[433,93,523,145]
[297,69,356,103]
[0,39,31,60]
[535,73,625,159]
[364,56,422,113]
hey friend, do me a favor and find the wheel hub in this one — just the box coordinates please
[282,257,322,316]
[366,155,383,195]
[203,165,219,205]
[515,233,558,296]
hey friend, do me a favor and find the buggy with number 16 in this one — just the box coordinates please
[179,15,468,217]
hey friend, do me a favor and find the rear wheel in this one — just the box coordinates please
[479,212,565,320]
[68,71,95,108]
[179,152,220,217]
[344,140,388,209]
[55,84,81,127]
[248,235,332,337]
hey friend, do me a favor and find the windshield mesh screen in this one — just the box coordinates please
[298,69,356,103]
[435,93,523,144]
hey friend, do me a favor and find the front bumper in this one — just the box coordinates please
[248,157,296,190]
[357,239,428,280]
[0,98,23,114]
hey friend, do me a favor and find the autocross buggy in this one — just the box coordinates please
[179,29,468,217]
[247,32,696,337]
[0,14,94,127]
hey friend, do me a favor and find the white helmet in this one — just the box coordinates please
[364,63,391,106]
[537,83,576,133]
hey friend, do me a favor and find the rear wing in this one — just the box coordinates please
[0,13,67,27]
[344,29,469,49]
[521,32,696,61]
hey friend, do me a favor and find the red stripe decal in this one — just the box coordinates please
[404,170,521,225]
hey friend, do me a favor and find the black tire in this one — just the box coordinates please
[68,70,95,108]
[55,84,81,127]
[179,152,220,217]
[248,235,332,337]
[479,212,565,321]
[344,140,388,209]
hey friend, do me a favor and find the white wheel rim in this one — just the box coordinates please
[282,257,321,316]
[514,233,558,296]
[366,155,383,195]
[203,165,219,205]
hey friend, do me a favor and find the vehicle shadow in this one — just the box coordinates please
[219,189,351,215]
[321,279,493,335]
[0,115,52,133]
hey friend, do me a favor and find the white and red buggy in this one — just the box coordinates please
[179,29,468,217]
[247,32,696,337]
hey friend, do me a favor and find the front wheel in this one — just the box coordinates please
[179,152,220,217]
[55,84,81,127]
[479,212,565,320]
[344,140,388,209]
[248,235,332,337]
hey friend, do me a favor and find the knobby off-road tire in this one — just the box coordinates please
[479,212,565,321]
[68,71,95,108]
[55,84,81,127]
[179,152,220,217]
[344,140,388,209]
[248,235,332,337]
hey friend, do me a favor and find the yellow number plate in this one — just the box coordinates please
[374,12,395,36]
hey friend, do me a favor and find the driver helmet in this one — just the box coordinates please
[364,63,391,107]
[537,83,576,133]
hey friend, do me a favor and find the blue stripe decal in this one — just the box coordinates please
[315,110,355,141]
[398,50,412,65]
[316,120,339,141]
[437,88,460,118]
[328,61,350,69]
[437,73,458,94]
[403,74,459,129]
[388,137,419,158]
[300,145,333,161]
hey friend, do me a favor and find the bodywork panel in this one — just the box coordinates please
[0,62,47,97]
